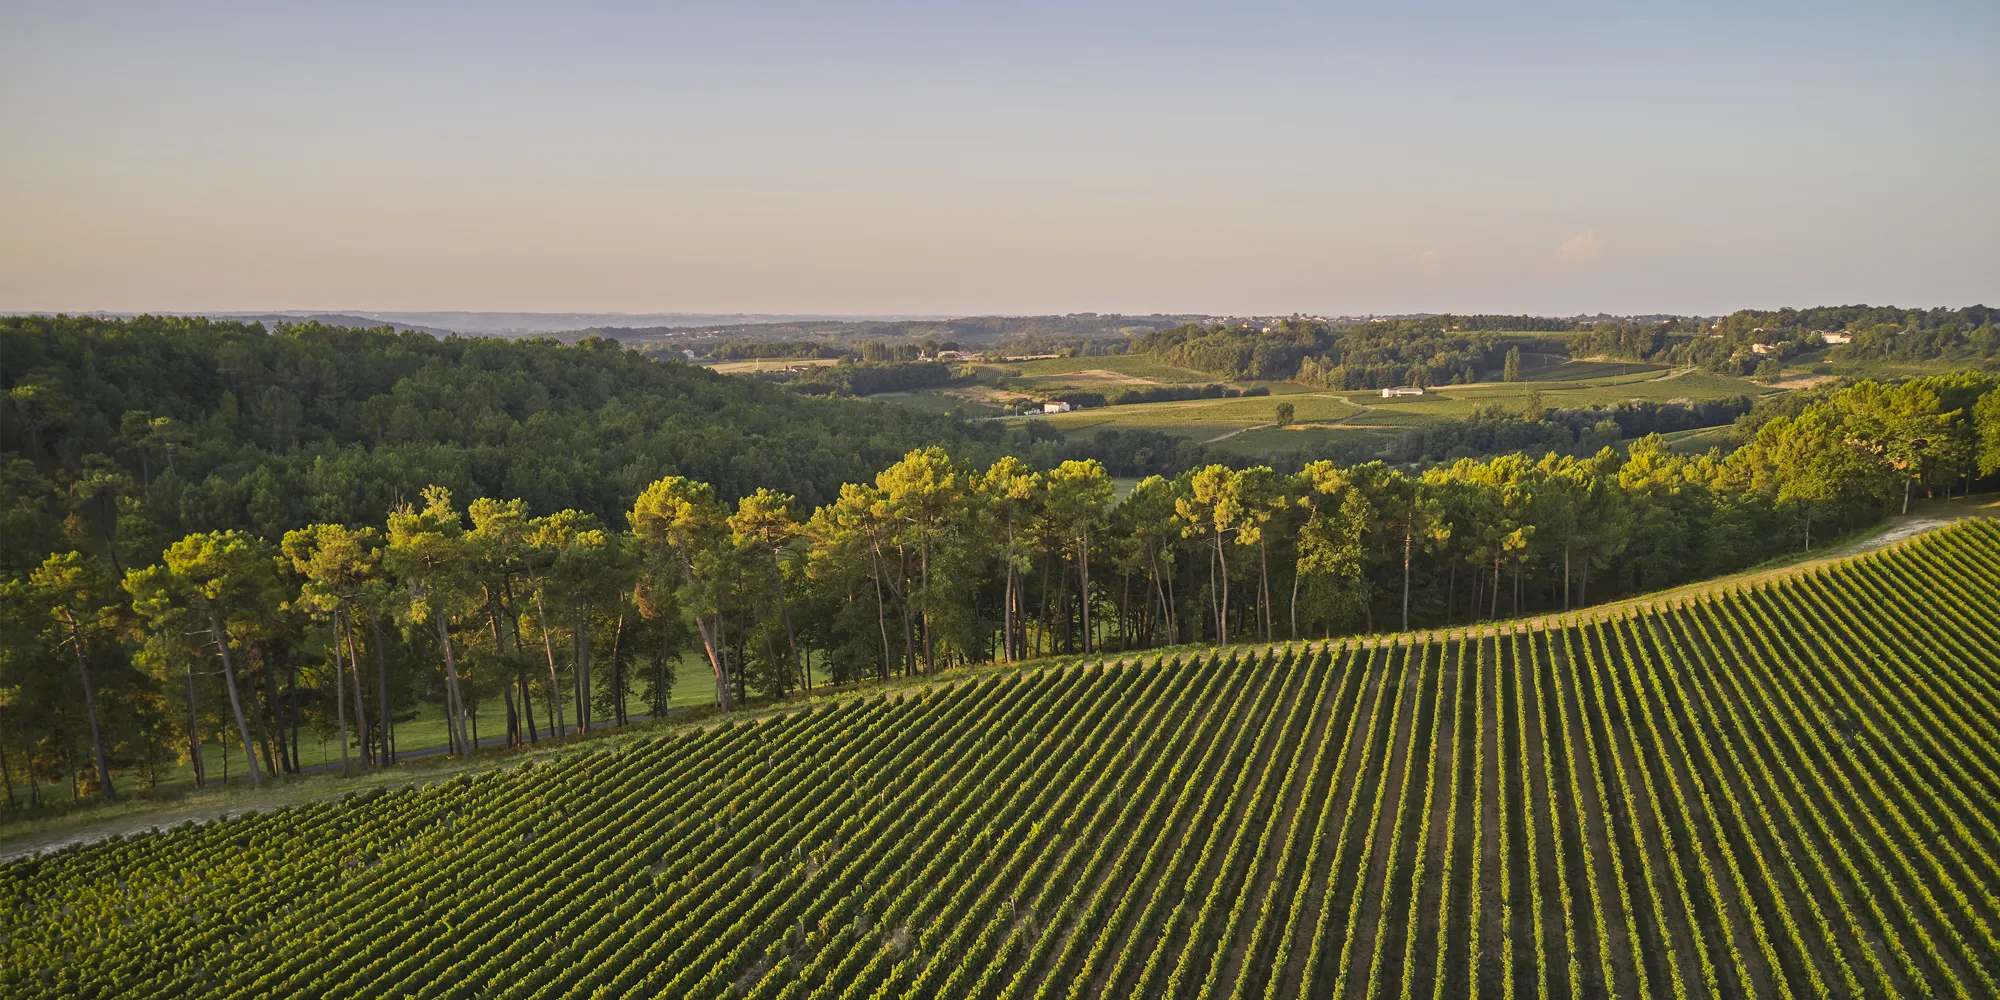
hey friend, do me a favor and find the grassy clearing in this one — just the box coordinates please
[865,390,1011,416]
[1337,369,1773,429]
[1519,359,1668,381]
[991,354,1216,382]
[1654,424,1739,454]
[0,660,729,834]
[969,363,1775,454]
[1031,392,1366,445]
[1206,424,1404,458]
[804,353,1774,457]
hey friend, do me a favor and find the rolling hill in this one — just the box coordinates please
[5,521,1998,999]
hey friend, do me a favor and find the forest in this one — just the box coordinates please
[3,312,1997,807]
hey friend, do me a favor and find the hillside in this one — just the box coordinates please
[0,313,995,560]
[6,519,1997,998]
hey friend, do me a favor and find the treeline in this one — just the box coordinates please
[1569,304,1997,376]
[1375,396,1756,464]
[705,340,849,361]
[8,372,1996,806]
[1141,306,1998,386]
[612,314,1191,354]
[1131,317,1561,388]
[764,360,965,397]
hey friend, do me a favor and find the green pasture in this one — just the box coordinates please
[8,669,725,804]
[996,354,1215,382]
[893,356,1776,458]
[1039,392,1362,439]
[1519,359,1668,381]
[866,390,1010,416]
[1655,424,1741,454]
[1205,424,1404,458]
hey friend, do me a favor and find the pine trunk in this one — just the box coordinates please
[371,615,395,765]
[1077,529,1092,656]
[65,616,116,801]
[207,609,264,788]
[435,615,472,754]
[344,614,371,765]
[533,591,568,736]
[333,610,352,773]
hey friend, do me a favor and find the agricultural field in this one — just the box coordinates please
[7,520,1999,999]
[872,352,1772,457]
[979,353,1221,386]
[1516,356,1670,382]
[1042,393,1363,443]
[705,358,844,374]
[1338,370,1772,429]
[861,390,1011,417]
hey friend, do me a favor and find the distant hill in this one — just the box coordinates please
[70,311,462,337]
[63,311,939,338]
[570,314,1212,352]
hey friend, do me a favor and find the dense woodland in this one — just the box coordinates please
[3,314,1998,808]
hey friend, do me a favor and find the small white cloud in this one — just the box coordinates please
[1559,230,1600,260]
[1416,250,1442,275]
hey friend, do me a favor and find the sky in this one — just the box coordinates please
[3,1,1995,318]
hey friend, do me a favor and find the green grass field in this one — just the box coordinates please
[1654,424,1741,454]
[864,390,1010,416]
[1518,358,1669,381]
[1205,424,1405,458]
[875,353,1776,457]
[4,666,726,805]
[11,520,1997,999]
[989,353,1217,383]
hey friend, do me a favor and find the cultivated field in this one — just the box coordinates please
[706,358,844,374]
[872,353,1772,455]
[7,521,1997,999]
[979,354,1220,386]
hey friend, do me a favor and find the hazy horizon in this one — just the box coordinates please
[5,2,1995,317]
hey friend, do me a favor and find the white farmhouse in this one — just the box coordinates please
[1819,331,1852,345]
[1043,401,1073,414]
[1380,386,1426,398]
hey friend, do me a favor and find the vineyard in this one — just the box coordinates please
[6,519,2000,1000]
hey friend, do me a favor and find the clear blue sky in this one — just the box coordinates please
[4,1,1994,316]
